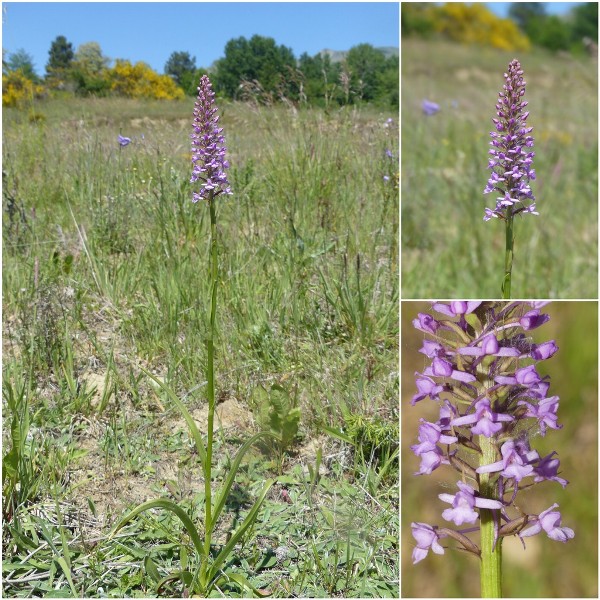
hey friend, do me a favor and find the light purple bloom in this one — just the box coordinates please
[476,439,536,482]
[483,60,536,221]
[517,396,562,436]
[190,75,232,202]
[530,340,558,360]
[412,312,441,335]
[458,333,520,357]
[439,481,503,526]
[451,397,514,437]
[533,452,568,487]
[411,522,445,564]
[423,357,477,383]
[520,504,575,542]
[118,135,131,147]
[411,373,444,405]
[422,99,440,116]
[432,301,482,317]
[520,309,550,330]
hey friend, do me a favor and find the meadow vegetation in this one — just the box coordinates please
[402,38,598,298]
[2,96,398,596]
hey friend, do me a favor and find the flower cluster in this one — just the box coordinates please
[190,74,232,202]
[483,60,537,221]
[410,302,573,564]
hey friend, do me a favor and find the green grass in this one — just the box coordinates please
[401,38,598,298]
[402,301,598,598]
[2,96,398,597]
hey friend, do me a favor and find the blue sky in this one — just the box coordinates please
[486,2,584,17]
[2,2,399,77]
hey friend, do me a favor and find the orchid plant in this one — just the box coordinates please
[111,75,276,597]
[483,60,537,299]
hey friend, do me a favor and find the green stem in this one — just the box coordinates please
[479,435,502,598]
[203,192,218,575]
[502,210,514,299]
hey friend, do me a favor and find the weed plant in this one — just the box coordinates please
[2,95,398,597]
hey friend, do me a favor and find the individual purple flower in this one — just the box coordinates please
[495,364,550,400]
[422,99,440,116]
[423,357,477,383]
[419,339,446,359]
[190,74,232,202]
[432,301,482,317]
[412,312,441,335]
[411,522,445,564]
[533,452,568,488]
[411,373,444,405]
[530,340,558,360]
[517,396,562,435]
[483,59,536,221]
[520,309,550,330]
[520,504,575,542]
[411,420,458,474]
[476,439,536,482]
[458,333,520,357]
[118,135,131,147]
[451,397,514,437]
[439,481,503,526]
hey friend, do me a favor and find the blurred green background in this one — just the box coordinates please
[401,36,598,298]
[401,302,598,598]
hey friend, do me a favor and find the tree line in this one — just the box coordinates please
[402,2,598,54]
[3,34,398,109]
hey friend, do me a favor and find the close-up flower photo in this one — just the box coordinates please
[401,301,598,598]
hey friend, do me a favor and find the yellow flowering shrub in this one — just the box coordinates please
[108,60,184,100]
[2,71,45,108]
[431,3,530,52]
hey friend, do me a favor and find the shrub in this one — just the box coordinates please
[431,3,531,52]
[108,60,184,100]
[2,70,45,108]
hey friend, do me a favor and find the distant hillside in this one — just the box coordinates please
[320,46,399,62]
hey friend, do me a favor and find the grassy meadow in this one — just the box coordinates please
[402,38,598,298]
[401,301,598,598]
[2,96,398,596]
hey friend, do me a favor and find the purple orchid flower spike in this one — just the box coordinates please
[409,302,573,595]
[483,60,538,298]
[190,75,232,202]
[483,59,536,222]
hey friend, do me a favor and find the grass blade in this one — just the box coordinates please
[140,367,207,471]
[211,431,277,534]
[209,478,274,578]
[111,498,204,559]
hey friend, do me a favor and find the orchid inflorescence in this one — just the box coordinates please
[410,302,573,566]
[190,74,232,202]
[483,59,537,222]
